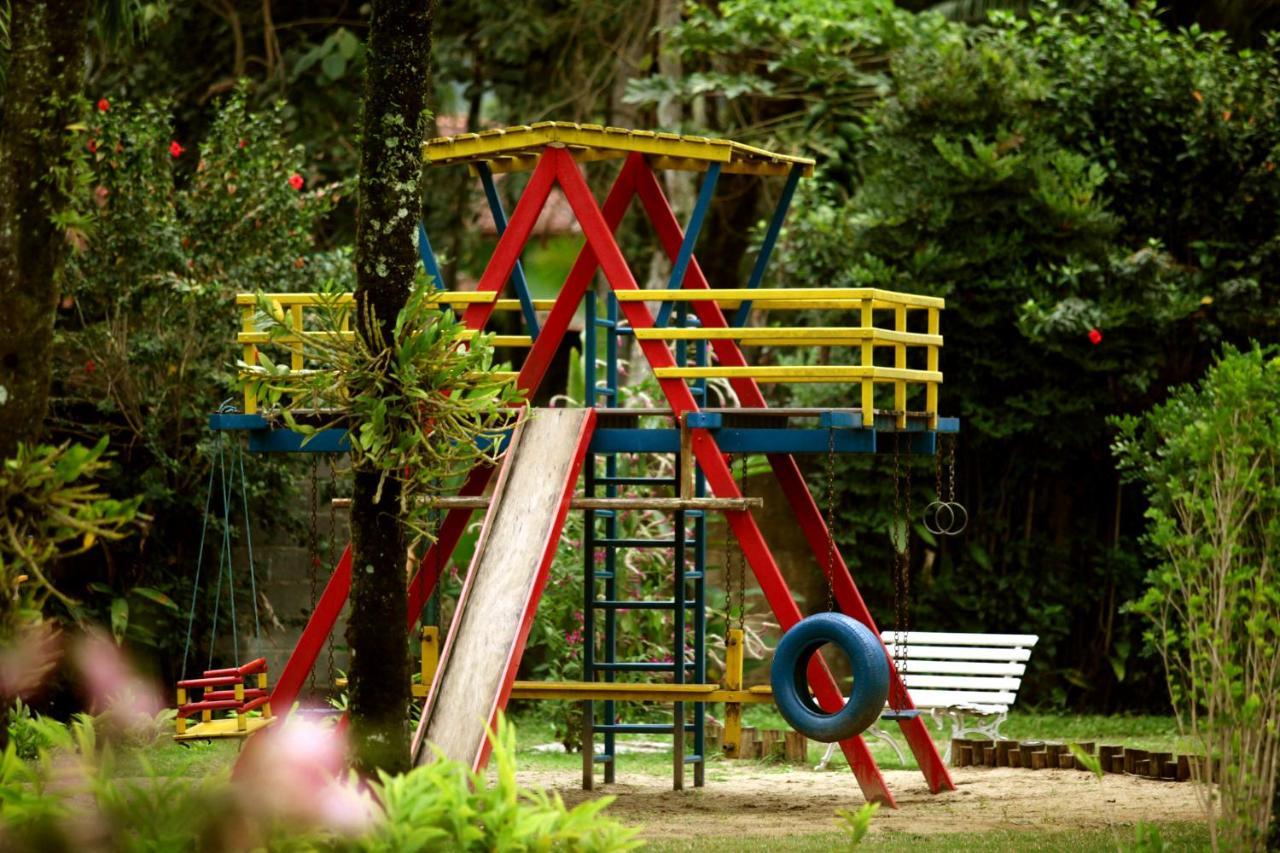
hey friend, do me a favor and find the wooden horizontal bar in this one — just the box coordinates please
[507,680,776,704]
[614,287,944,309]
[653,365,943,383]
[331,496,764,511]
[635,327,942,347]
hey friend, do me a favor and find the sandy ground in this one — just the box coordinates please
[518,765,1204,841]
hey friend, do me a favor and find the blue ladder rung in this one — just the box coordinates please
[592,753,616,763]
[596,538,677,548]
[881,709,922,721]
[594,599,678,610]
[594,723,698,734]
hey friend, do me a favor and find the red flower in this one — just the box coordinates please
[86,139,98,153]
[97,98,110,113]
[169,140,185,158]
[238,139,248,149]
[84,359,97,375]
[288,173,305,191]
[1088,328,1103,346]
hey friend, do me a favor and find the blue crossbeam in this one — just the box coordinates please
[476,163,540,337]
[656,163,722,329]
[733,163,804,328]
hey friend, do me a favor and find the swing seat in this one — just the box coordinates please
[770,613,890,743]
[174,658,274,741]
[879,709,922,721]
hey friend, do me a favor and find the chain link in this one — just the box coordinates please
[325,455,337,685]
[948,434,958,503]
[825,428,837,613]
[735,453,747,634]
[891,432,909,710]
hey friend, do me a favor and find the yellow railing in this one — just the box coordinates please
[235,292,533,414]
[617,288,944,429]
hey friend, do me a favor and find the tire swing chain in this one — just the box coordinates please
[890,432,912,713]
[824,428,838,614]
[723,454,747,637]
[308,455,321,694]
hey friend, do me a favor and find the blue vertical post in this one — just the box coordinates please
[656,163,722,328]
[416,221,446,289]
[475,162,540,337]
[732,163,804,328]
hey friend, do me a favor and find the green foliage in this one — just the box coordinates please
[0,438,142,633]
[0,712,638,852]
[834,801,879,846]
[368,718,639,852]
[1113,345,1280,850]
[244,282,525,544]
[51,87,334,653]
[722,0,1280,710]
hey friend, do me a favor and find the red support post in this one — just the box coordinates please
[554,149,896,807]
[630,160,954,795]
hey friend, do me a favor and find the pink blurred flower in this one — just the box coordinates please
[72,630,163,731]
[0,621,62,700]
[234,719,377,835]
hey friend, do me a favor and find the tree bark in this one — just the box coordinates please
[347,0,434,776]
[0,1,89,459]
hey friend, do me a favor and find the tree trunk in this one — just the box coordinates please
[347,0,434,776]
[0,1,89,459]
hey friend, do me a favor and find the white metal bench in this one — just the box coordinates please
[818,630,1039,768]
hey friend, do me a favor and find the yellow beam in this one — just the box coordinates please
[236,292,556,311]
[614,288,944,309]
[238,330,535,348]
[653,365,943,383]
[507,680,774,704]
[634,327,942,347]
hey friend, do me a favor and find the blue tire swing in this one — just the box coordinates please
[770,430,891,743]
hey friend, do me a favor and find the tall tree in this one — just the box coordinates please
[347,0,434,775]
[0,1,89,459]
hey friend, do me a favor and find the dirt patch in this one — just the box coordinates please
[517,765,1203,840]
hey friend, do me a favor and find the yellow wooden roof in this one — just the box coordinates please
[423,121,814,178]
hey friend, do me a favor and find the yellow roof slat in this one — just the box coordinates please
[424,121,815,178]
[614,287,945,309]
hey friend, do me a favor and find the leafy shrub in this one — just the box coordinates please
[0,711,639,852]
[1113,345,1280,851]
[49,87,340,656]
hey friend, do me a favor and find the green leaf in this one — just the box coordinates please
[132,586,178,610]
[110,597,129,643]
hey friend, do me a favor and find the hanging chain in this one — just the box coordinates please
[308,455,320,693]
[891,433,909,709]
[825,428,837,613]
[948,434,958,503]
[735,452,747,634]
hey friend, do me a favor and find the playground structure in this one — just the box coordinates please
[206,122,959,807]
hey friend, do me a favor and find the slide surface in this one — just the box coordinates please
[412,407,594,770]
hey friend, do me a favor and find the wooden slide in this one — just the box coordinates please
[411,407,595,770]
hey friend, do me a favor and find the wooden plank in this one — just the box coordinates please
[901,689,1016,707]
[881,631,1039,647]
[883,645,1033,662]
[414,409,593,770]
[332,496,764,511]
[901,675,1022,691]
[723,628,745,759]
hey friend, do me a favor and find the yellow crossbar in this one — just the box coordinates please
[654,365,942,383]
[236,292,556,311]
[634,327,942,347]
[237,330,534,348]
[614,287,944,309]
[507,681,774,704]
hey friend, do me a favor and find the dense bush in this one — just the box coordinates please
[48,89,341,663]
[1113,345,1280,851]
[652,0,1280,709]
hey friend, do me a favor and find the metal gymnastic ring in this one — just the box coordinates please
[924,501,954,535]
[945,501,968,535]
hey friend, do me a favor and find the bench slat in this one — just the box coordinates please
[885,644,1032,662]
[902,674,1022,691]
[906,689,1016,708]
[881,631,1038,647]
[887,660,1025,676]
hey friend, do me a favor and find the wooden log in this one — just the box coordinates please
[983,746,997,767]
[740,727,759,759]
[1124,748,1149,775]
[784,731,808,764]
[1008,749,1021,768]
[1148,752,1172,779]
[968,738,994,758]
[1071,741,1095,755]
[1044,743,1065,768]
[1176,754,1191,782]
[1161,761,1178,781]
[1058,753,1076,770]
[1099,745,1123,773]
[953,741,974,768]
[1029,750,1048,770]
[760,729,782,761]
[1110,754,1127,774]
[995,740,1016,767]
[1134,758,1151,777]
